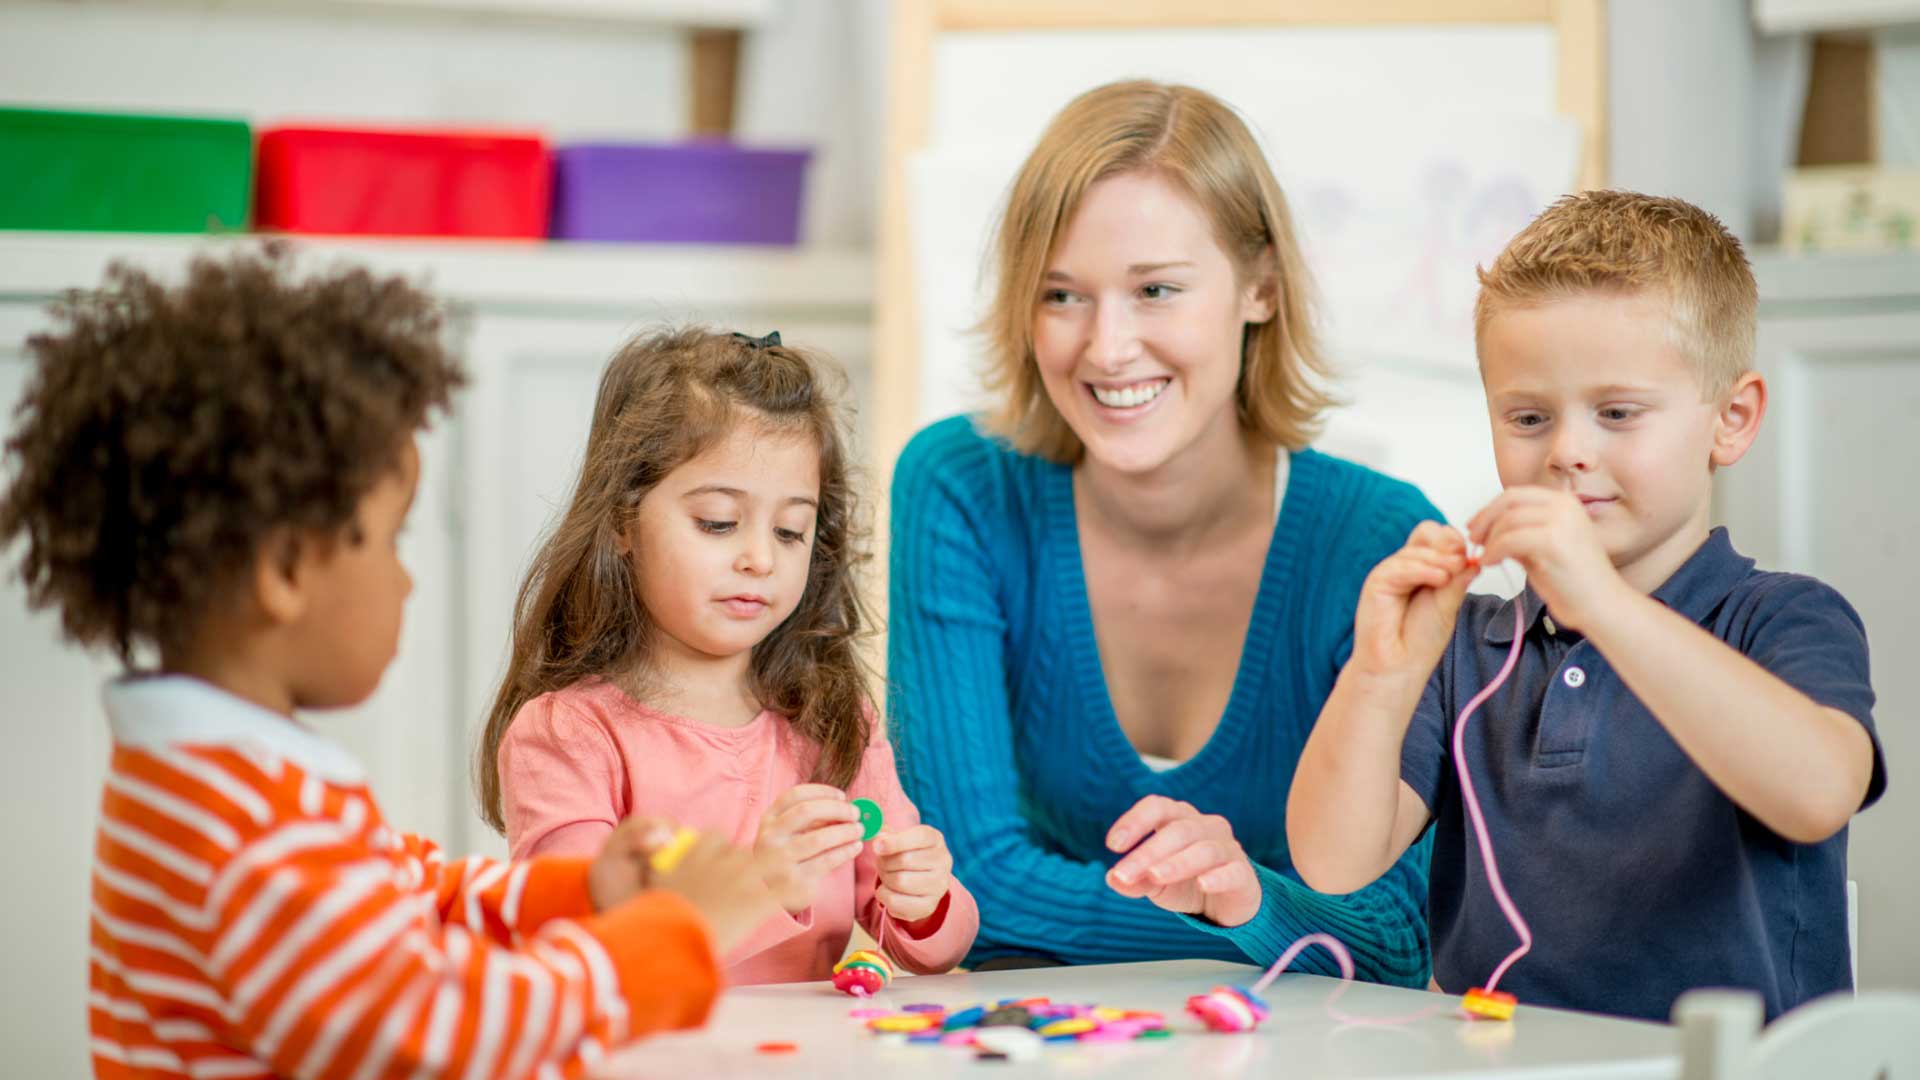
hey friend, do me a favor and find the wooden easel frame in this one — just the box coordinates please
[870,0,1607,493]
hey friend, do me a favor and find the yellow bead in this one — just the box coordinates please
[1462,987,1517,1021]
[647,827,698,873]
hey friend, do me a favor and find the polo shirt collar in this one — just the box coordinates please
[1483,528,1752,645]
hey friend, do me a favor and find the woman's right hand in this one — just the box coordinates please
[1350,521,1476,684]
[1103,795,1262,928]
[754,784,866,914]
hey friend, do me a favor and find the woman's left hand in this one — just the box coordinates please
[1104,795,1261,928]
[873,824,954,925]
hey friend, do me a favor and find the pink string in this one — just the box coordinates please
[1250,564,1533,1022]
[1449,596,1531,992]
[1247,932,1453,1026]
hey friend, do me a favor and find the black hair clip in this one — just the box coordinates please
[730,330,782,349]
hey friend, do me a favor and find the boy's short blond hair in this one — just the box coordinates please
[980,80,1332,462]
[1474,190,1757,401]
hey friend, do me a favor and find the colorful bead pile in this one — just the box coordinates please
[1185,985,1271,1033]
[851,997,1171,1059]
[831,949,894,997]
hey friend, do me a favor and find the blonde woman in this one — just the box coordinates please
[887,80,1440,981]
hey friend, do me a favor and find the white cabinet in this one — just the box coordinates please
[0,234,872,1065]
[1719,252,1920,993]
[0,301,123,1080]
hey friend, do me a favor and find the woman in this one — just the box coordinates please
[887,80,1439,983]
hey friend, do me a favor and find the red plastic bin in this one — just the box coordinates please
[255,125,550,238]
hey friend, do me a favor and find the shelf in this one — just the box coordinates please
[82,0,778,30]
[1752,248,1920,309]
[0,232,872,316]
[1753,0,1920,34]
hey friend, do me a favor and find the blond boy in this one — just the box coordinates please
[1285,191,1884,1022]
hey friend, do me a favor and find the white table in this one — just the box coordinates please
[598,959,1679,1078]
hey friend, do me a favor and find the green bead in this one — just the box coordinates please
[852,797,883,841]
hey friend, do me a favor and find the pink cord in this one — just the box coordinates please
[1248,932,1453,1026]
[1449,598,1531,992]
[1251,568,1533,1022]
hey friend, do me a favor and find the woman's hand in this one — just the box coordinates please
[754,784,865,914]
[1103,795,1261,928]
[872,824,955,925]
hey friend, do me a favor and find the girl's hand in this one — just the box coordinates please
[872,824,954,926]
[1103,795,1261,928]
[1350,521,1476,685]
[755,784,865,914]
[1468,487,1628,632]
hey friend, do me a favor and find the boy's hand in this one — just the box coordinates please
[1351,521,1476,683]
[1468,487,1629,631]
[872,824,954,925]
[648,832,780,957]
[588,816,677,912]
[1103,795,1261,928]
[754,784,865,914]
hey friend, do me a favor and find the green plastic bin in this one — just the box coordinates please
[0,106,252,233]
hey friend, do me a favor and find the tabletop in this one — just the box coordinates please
[597,959,1679,1079]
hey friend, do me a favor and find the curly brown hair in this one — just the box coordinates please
[475,327,875,833]
[0,244,465,664]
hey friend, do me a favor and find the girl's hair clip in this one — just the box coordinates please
[730,330,782,349]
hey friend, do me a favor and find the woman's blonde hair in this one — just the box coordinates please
[979,79,1332,463]
[475,327,874,833]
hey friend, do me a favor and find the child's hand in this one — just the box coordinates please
[1350,521,1476,683]
[648,831,780,957]
[754,784,865,914]
[871,824,954,925]
[588,816,677,912]
[1102,795,1261,928]
[1468,487,1627,631]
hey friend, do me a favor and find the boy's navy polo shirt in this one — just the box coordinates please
[1400,528,1886,1023]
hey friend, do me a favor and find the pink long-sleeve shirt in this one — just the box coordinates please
[499,678,978,985]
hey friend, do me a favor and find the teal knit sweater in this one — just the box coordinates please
[887,415,1440,985]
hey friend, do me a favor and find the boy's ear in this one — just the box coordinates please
[252,529,311,626]
[1711,371,1767,468]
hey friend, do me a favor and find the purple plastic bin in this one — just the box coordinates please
[550,142,811,245]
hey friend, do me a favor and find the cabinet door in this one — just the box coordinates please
[318,395,465,845]
[0,303,116,1076]
[455,314,872,857]
[1718,309,1920,992]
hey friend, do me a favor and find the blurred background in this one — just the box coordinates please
[1,1,1915,1072]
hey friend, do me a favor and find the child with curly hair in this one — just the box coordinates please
[1,248,776,1079]
[479,328,978,984]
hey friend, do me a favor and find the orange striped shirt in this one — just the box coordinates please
[90,675,719,1079]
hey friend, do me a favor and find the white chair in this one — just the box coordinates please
[1674,988,1920,1080]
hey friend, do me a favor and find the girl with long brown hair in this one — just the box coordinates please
[479,327,977,984]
